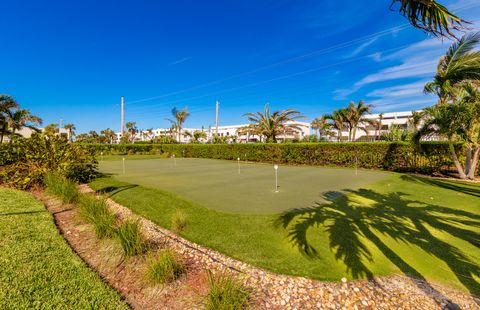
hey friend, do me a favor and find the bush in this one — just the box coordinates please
[77,195,117,239]
[81,142,462,174]
[205,271,250,310]
[171,210,187,233]
[0,134,97,189]
[43,173,79,204]
[116,220,146,257]
[146,250,185,284]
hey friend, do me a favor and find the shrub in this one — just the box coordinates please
[0,134,97,189]
[115,220,146,257]
[80,142,464,174]
[171,210,187,233]
[204,271,250,310]
[146,250,185,284]
[43,173,79,204]
[77,195,117,239]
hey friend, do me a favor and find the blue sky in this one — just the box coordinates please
[1,0,479,133]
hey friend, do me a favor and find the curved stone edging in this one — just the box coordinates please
[80,185,480,309]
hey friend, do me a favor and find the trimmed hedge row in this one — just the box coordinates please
[81,142,460,173]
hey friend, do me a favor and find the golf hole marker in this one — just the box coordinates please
[122,157,125,175]
[237,157,241,174]
[274,164,279,193]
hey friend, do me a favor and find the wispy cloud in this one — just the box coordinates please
[168,57,191,66]
[345,37,378,58]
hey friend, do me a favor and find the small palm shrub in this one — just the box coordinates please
[205,271,250,310]
[43,173,79,203]
[77,195,116,238]
[146,250,185,284]
[116,220,146,257]
[171,210,187,233]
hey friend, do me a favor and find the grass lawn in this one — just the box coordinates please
[92,158,480,295]
[99,158,389,213]
[0,188,127,309]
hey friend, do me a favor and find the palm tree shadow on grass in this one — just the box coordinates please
[400,175,480,198]
[276,188,480,301]
[94,184,138,197]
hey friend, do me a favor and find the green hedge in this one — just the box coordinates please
[80,142,461,173]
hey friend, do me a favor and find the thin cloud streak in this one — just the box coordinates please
[168,57,192,66]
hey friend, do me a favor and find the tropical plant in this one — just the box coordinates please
[339,100,375,141]
[376,113,384,141]
[0,95,19,143]
[390,0,468,38]
[64,123,76,142]
[424,32,480,105]
[166,107,190,143]
[382,124,411,142]
[115,220,146,257]
[100,128,116,144]
[243,103,305,143]
[415,87,480,179]
[6,109,42,140]
[125,122,138,143]
[325,109,348,141]
[43,123,59,136]
[311,115,334,140]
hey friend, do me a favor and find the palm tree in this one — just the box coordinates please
[424,32,480,105]
[6,109,43,140]
[0,95,19,143]
[325,109,348,142]
[311,115,333,140]
[193,130,207,143]
[415,86,480,180]
[391,0,468,39]
[343,100,375,141]
[125,122,137,143]
[375,113,384,141]
[100,128,116,144]
[43,123,59,136]
[64,123,76,142]
[166,107,190,143]
[407,110,424,134]
[243,103,305,143]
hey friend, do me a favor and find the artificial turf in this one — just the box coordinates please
[0,188,127,309]
[91,159,480,295]
[98,158,390,213]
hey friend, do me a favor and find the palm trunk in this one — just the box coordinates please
[0,122,5,143]
[352,127,357,142]
[465,144,472,176]
[449,142,467,179]
[467,146,480,180]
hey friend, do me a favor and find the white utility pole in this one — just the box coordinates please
[215,101,219,137]
[121,96,125,136]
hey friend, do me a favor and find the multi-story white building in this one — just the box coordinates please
[2,127,70,142]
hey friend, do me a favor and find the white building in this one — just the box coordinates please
[2,127,69,142]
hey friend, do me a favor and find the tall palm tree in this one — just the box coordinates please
[243,103,305,143]
[424,32,480,104]
[100,128,116,144]
[376,113,384,141]
[407,110,424,134]
[311,115,333,140]
[391,0,468,39]
[343,100,375,141]
[166,107,190,143]
[125,122,137,143]
[325,109,348,142]
[6,109,43,140]
[0,95,19,143]
[415,86,480,180]
[64,123,76,142]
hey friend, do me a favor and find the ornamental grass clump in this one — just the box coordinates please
[77,194,117,239]
[171,209,187,233]
[205,270,250,310]
[43,173,79,204]
[146,249,185,284]
[116,220,146,257]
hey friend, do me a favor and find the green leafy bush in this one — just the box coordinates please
[116,220,146,257]
[77,195,117,239]
[43,173,79,204]
[205,270,250,310]
[171,209,187,233]
[81,142,462,173]
[146,250,185,284]
[0,134,97,189]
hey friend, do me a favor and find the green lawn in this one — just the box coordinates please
[99,158,389,213]
[0,188,127,309]
[92,159,480,295]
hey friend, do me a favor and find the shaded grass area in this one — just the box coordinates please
[90,174,480,295]
[0,188,128,309]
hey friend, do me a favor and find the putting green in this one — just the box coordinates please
[98,158,390,213]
